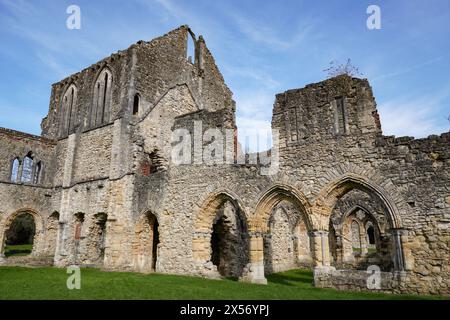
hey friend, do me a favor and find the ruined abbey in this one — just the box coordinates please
[0,26,448,295]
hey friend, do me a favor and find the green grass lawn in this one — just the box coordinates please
[4,244,33,257]
[0,266,447,300]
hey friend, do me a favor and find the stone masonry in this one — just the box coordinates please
[0,26,448,295]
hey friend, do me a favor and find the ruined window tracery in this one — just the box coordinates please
[21,152,33,183]
[33,161,42,184]
[60,84,78,137]
[10,158,20,182]
[91,68,113,127]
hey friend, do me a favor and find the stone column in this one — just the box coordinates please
[240,232,267,285]
[192,232,211,262]
[360,229,368,255]
[310,230,334,270]
[390,228,406,271]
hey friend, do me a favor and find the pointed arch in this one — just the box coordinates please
[91,67,113,127]
[193,191,249,272]
[132,210,160,272]
[133,93,140,115]
[194,190,248,233]
[10,157,20,182]
[316,174,403,229]
[60,83,78,137]
[0,208,44,256]
[21,152,34,183]
[252,184,313,233]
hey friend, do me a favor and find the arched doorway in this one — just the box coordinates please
[252,185,313,277]
[323,177,403,271]
[3,212,35,257]
[0,210,43,258]
[193,192,249,278]
[263,200,311,273]
[133,212,159,272]
[210,200,248,277]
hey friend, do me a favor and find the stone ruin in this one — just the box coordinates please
[0,26,448,295]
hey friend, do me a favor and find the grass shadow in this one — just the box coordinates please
[266,269,314,286]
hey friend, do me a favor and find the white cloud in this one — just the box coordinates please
[234,90,275,119]
[223,65,281,89]
[378,92,450,138]
[223,9,316,50]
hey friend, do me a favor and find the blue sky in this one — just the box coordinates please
[0,0,449,141]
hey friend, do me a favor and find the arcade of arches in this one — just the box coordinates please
[191,181,406,285]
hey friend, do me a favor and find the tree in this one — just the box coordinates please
[324,58,363,78]
[5,213,36,245]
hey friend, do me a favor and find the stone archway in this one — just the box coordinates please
[314,174,406,271]
[0,208,44,258]
[132,212,160,272]
[241,185,313,284]
[193,191,249,278]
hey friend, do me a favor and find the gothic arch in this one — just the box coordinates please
[194,190,248,233]
[90,67,113,127]
[314,173,403,230]
[60,83,78,136]
[252,184,313,233]
[132,210,160,272]
[0,208,44,256]
[317,173,406,270]
[192,191,248,267]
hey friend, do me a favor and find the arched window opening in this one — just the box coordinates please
[133,94,140,115]
[10,158,20,182]
[60,84,77,136]
[367,225,376,245]
[351,220,361,253]
[3,213,36,257]
[21,152,33,183]
[186,32,196,63]
[33,161,42,184]
[101,73,109,122]
[92,68,112,127]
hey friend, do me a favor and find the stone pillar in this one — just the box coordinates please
[310,230,334,270]
[192,232,211,262]
[390,228,406,271]
[360,229,368,255]
[240,232,267,285]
